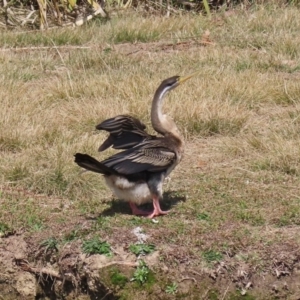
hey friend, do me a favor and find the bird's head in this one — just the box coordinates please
[158,72,199,95]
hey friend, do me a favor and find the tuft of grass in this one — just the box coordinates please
[129,243,155,256]
[0,135,23,152]
[92,216,110,231]
[252,155,300,176]
[111,29,160,44]
[64,230,80,242]
[48,168,69,193]
[197,212,210,221]
[128,216,150,225]
[110,269,128,287]
[202,250,223,264]
[186,116,247,137]
[2,28,93,47]
[40,237,59,252]
[275,205,300,227]
[5,165,30,182]
[82,237,112,256]
[0,222,12,237]
[27,215,45,231]
[237,211,265,226]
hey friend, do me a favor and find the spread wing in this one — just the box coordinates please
[101,139,176,175]
[96,115,154,151]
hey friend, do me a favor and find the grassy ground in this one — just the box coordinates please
[1,4,300,299]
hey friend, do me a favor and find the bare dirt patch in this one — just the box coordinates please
[1,227,300,299]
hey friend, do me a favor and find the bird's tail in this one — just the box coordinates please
[74,153,115,175]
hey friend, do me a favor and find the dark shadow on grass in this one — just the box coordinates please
[95,190,186,217]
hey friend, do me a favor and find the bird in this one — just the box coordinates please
[74,73,196,218]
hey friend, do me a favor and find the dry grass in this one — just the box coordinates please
[1,4,300,298]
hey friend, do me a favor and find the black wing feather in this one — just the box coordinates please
[101,140,176,175]
[96,115,153,152]
[96,115,146,132]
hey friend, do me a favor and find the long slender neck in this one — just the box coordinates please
[151,85,181,139]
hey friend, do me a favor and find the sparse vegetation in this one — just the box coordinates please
[82,237,112,256]
[110,269,128,287]
[0,223,11,237]
[197,212,210,221]
[112,29,161,44]
[202,250,223,264]
[40,237,59,252]
[64,230,80,242]
[129,243,155,256]
[1,3,300,298]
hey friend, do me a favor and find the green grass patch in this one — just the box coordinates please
[129,243,155,256]
[0,136,24,152]
[82,237,112,256]
[187,117,246,136]
[27,215,44,231]
[40,237,59,252]
[5,165,30,182]
[111,29,160,44]
[236,211,265,226]
[1,29,93,47]
[0,222,12,236]
[202,250,223,264]
[110,269,128,288]
[197,212,210,221]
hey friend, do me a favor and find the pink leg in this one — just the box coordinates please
[147,196,170,219]
[129,202,150,216]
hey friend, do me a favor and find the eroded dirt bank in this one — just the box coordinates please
[1,232,300,299]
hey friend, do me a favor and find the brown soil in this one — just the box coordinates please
[1,222,300,299]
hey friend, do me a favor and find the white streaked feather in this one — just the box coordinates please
[104,175,153,205]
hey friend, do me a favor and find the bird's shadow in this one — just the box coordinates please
[93,190,186,218]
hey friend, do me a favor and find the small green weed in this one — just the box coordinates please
[110,269,128,287]
[129,243,155,256]
[197,212,210,221]
[64,229,80,242]
[27,216,44,231]
[165,282,178,294]
[0,222,11,236]
[237,211,265,226]
[92,216,110,231]
[82,237,112,256]
[40,237,59,252]
[112,29,160,44]
[131,260,150,285]
[202,250,223,264]
[129,216,149,225]
[49,169,69,192]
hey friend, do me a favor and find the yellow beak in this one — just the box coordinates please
[178,71,199,84]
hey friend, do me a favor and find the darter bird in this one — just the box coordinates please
[74,73,196,218]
